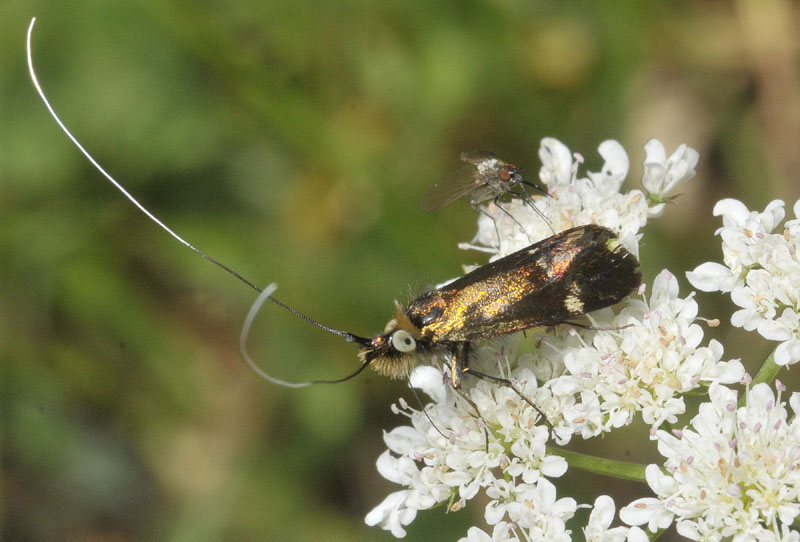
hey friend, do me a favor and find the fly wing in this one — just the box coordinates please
[407,225,641,341]
[419,163,486,211]
[459,150,499,166]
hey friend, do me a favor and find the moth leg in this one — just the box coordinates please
[407,384,449,441]
[449,342,489,452]
[563,320,633,332]
[461,366,552,431]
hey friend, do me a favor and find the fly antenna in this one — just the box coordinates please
[26,18,372,348]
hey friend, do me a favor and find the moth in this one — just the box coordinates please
[28,19,641,430]
[358,224,641,392]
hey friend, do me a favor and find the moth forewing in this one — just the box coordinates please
[409,225,640,341]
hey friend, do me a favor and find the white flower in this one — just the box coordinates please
[620,382,800,540]
[641,139,699,216]
[583,495,649,542]
[365,490,418,538]
[687,198,800,365]
[460,523,520,542]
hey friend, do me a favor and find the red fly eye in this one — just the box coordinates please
[499,167,512,182]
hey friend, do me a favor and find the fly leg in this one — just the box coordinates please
[489,196,529,236]
[470,202,502,248]
[514,182,554,235]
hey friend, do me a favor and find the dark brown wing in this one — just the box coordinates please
[407,225,641,341]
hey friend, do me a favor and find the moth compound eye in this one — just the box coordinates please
[391,330,416,353]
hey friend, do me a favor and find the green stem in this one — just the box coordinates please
[546,447,647,483]
[740,347,781,407]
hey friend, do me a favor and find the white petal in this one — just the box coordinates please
[643,138,667,165]
[708,357,745,383]
[588,495,617,530]
[761,199,786,231]
[619,498,667,527]
[713,198,750,226]
[675,520,700,540]
[459,526,492,542]
[641,160,666,195]
[647,202,666,218]
[757,320,793,341]
[384,425,425,455]
[485,501,506,525]
[376,450,416,485]
[686,262,735,292]
[598,140,630,178]
[365,490,416,537]
[540,455,569,477]
[775,339,800,366]
[409,365,447,403]
[650,269,678,304]
[538,138,573,186]
[626,526,649,542]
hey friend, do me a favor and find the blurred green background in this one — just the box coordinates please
[4,1,800,541]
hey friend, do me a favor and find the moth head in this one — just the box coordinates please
[358,300,428,379]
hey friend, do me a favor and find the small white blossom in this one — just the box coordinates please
[641,139,699,217]
[460,522,520,542]
[687,198,800,365]
[583,495,649,542]
[620,382,800,541]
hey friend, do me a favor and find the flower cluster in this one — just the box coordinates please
[464,138,698,259]
[687,199,800,366]
[541,269,743,441]
[621,382,800,541]
[366,138,738,540]
[366,361,573,539]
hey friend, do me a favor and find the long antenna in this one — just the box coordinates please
[240,284,373,387]
[26,18,373,352]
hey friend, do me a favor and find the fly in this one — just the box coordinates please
[421,151,552,239]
